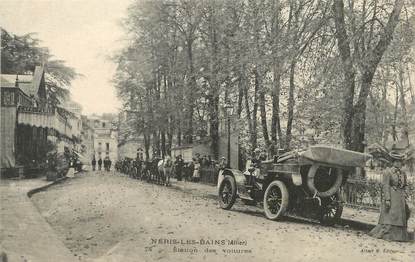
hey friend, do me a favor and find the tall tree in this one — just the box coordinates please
[333,0,405,152]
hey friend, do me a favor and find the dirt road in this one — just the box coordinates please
[31,171,414,262]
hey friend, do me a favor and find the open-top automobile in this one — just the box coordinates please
[218,145,371,225]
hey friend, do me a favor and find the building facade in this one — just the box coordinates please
[1,66,80,174]
[88,117,118,163]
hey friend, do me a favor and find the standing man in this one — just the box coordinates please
[175,155,184,181]
[136,154,143,178]
[98,157,102,171]
[108,158,112,172]
[104,157,108,171]
[91,157,96,171]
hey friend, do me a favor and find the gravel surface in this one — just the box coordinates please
[31,171,415,262]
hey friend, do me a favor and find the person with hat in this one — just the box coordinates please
[91,156,96,171]
[175,155,184,181]
[192,157,200,182]
[252,148,262,166]
[98,157,102,171]
[217,157,227,189]
[369,157,411,242]
[246,148,265,189]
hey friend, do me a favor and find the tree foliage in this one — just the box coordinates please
[1,29,78,105]
[114,0,415,160]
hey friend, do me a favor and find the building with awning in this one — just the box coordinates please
[1,66,79,172]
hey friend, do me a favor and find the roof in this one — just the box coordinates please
[0,66,45,97]
[1,74,32,87]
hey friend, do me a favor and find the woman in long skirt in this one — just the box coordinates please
[369,159,411,242]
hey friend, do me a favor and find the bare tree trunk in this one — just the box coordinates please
[407,64,415,104]
[271,64,282,152]
[381,69,389,145]
[285,61,296,150]
[161,130,166,158]
[186,38,195,144]
[210,94,220,159]
[144,133,151,160]
[243,71,256,150]
[257,68,270,149]
[167,116,173,156]
[177,124,182,146]
[209,19,220,160]
[392,85,399,141]
[398,64,409,142]
[152,131,160,157]
[237,76,243,118]
[333,0,356,150]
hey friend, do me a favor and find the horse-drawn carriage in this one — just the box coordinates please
[218,145,370,225]
[116,157,174,186]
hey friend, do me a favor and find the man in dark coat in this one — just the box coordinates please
[92,157,96,171]
[175,155,184,181]
[108,158,112,171]
[98,158,102,171]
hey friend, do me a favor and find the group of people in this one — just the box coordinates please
[91,157,112,171]
[171,154,196,182]
[174,154,218,182]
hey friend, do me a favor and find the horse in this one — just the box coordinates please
[141,158,161,183]
[157,156,173,186]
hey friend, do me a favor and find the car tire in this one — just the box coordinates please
[263,180,289,220]
[307,165,343,198]
[218,175,237,210]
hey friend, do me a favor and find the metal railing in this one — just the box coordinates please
[340,176,415,210]
[199,167,218,185]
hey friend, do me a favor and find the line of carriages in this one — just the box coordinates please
[114,157,195,186]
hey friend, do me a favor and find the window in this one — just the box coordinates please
[98,142,102,147]
[3,91,15,106]
[106,143,110,151]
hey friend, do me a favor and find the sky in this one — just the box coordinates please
[0,0,132,115]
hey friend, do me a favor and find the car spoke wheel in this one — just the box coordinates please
[218,175,237,210]
[319,193,343,226]
[263,180,289,220]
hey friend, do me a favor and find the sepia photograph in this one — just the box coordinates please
[0,0,415,261]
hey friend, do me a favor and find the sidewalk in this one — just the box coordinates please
[0,177,76,262]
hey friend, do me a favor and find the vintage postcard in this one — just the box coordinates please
[0,0,414,261]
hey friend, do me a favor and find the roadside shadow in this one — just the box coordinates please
[228,205,375,232]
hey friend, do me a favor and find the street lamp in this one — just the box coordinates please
[224,102,234,168]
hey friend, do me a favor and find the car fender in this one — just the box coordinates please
[222,168,249,198]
